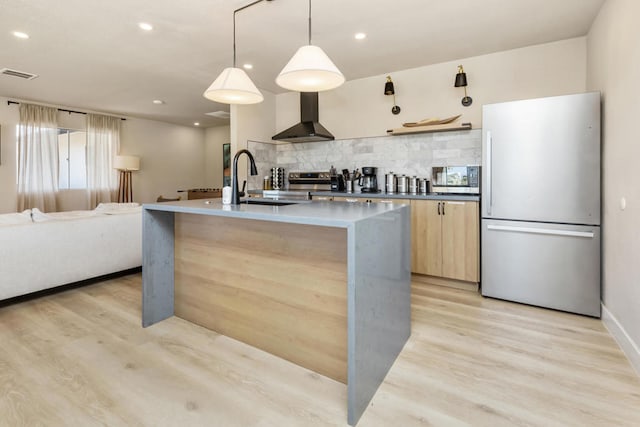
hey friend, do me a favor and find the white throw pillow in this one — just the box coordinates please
[0,209,33,225]
[31,208,54,222]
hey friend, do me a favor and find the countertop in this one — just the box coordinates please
[310,191,480,202]
[143,198,408,228]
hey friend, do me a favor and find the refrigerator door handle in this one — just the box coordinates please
[486,131,492,216]
[487,224,595,238]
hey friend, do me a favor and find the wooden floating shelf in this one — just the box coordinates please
[387,122,472,135]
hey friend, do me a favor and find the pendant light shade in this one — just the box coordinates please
[276,0,345,92]
[276,45,345,92]
[203,1,266,105]
[204,67,264,104]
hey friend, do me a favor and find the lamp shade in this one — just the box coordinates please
[454,72,468,87]
[276,45,345,92]
[203,67,264,104]
[114,155,140,171]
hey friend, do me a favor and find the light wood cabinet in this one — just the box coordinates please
[411,200,479,282]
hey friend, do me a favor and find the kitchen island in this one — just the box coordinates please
[142,199,411,425]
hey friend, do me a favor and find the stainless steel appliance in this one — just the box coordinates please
[481,92,601,317]
[359,166,379,193]
[431,166,480,194]
[276,171,332,200]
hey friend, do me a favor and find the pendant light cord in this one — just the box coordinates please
[308,0,312,45]
[232,0,272,67]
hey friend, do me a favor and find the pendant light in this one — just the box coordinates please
[203,1,265,104]
[276,0,345,92]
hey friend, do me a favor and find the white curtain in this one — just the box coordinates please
[86,114,120,208]
[17,104,59,212]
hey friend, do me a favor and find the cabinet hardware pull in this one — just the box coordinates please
[487,224,595,238]
[442,202,445,215]
[437,202,441,215]
[486,131,493,216]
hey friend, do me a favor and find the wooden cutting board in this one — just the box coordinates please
[387,122,472,135]
[402,114,461,127]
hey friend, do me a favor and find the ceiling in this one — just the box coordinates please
[0,0,605,128]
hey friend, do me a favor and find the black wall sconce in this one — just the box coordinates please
[454,65,473,107]
[384,76,401,115]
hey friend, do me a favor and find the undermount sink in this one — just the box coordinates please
[242,199,298,206]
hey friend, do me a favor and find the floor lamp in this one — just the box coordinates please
[114,155,140,203]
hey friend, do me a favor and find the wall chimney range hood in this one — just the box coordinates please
[272,92,334,142]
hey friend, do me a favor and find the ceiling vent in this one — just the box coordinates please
[206,111,231,119]
[0,68,39,80]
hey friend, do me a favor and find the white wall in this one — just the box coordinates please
[0,99,20,213]
[0,97,207,211]
[587,0,640,373]
[122,118,205,203]
[276,37,587,139]
[204,125,230,188]
[231,90,276,186]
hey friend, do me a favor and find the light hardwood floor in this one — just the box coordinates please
[1,273,639,426]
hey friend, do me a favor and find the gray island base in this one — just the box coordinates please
[142,199,411,425]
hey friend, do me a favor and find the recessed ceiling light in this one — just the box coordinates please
[152,99,165,105]
[138,22,153,31]
[243,63,253,70]
[354,32,366,40]
[194,122,200,126]
[13,31,29,39]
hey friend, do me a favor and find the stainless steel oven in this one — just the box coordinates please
[257,171,332,201]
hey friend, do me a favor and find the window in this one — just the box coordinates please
[58,129,87,189]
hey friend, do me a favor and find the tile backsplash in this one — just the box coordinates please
[247,129,481,189]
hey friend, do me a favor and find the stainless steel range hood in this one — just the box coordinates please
[272,92,334,142]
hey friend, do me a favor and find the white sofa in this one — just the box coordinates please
[0,204,142,301]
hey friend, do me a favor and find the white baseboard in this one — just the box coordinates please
[601,303,640,376]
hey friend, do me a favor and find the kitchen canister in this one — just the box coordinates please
[397,174,408,194]
[385,172,396,193]
[419,178,430,194]
[409,176,419,194]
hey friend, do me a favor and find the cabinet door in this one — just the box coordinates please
[411,200,442,276]
[441,201,479,282]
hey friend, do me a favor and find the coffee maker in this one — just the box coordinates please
[359,166,379,193]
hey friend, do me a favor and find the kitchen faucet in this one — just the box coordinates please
[231,149,258,205]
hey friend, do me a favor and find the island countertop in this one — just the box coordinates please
[143,198,408,228]
[142,196,411,425]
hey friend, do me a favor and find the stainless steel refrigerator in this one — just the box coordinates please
[481,92,601,317]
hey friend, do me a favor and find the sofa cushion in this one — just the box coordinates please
[0,210,33,226]
[94,202,141,214]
